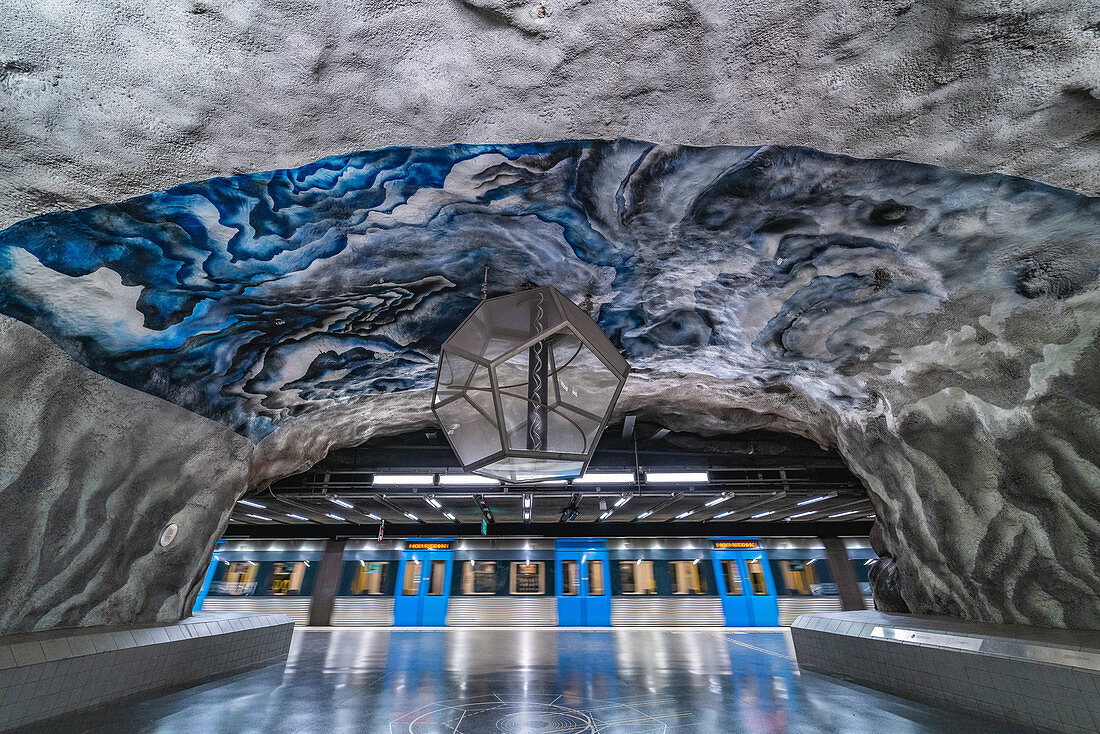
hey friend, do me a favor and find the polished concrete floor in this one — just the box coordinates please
[47,628,1029,733]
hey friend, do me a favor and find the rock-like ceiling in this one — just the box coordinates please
[2,140,1096,443]
[2,140,1099,633]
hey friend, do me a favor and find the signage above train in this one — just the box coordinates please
[406,540,453,550]
[712,540,759,549]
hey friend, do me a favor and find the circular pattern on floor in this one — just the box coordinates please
[392,694,679,733]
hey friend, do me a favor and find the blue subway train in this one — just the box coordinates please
[197,536,876,627]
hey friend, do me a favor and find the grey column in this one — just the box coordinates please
[821,537,865,611]
[308,538,347,626]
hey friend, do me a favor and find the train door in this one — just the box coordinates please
[393,541,454,626]
[555,538,611,626]
[710,538,779,626]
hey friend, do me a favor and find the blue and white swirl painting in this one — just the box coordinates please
[1,140,1097,440]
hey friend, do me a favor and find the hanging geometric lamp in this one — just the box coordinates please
[432,286,629,483]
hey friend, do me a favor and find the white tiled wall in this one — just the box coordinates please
[791,611,1100,733]
[0,612,294,731]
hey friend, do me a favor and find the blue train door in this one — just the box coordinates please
[711,538,779,626]
[393,540,454,626]
[555,538,611,626]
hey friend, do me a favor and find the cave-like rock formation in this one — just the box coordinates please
[3,0,1100,231]
[0,140,1097,634]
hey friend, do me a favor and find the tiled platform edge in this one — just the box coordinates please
[791,610,1100,733]
[0,611,293,731]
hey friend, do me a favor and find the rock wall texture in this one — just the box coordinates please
[0,140,1098,634]
[1,0,1099,231]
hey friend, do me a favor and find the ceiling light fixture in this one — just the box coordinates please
[704,496,729,507]
[286,513,308,521]
[574,473,635,484]
[238,499,265,509]
[636,510,653,520]
[713,510,734,519]
[426,497,442,508]
[614,495,630,507]
[432,286,629,483]
[329,498,354,509]
[674,510,694,519]
[829,511,856,518]
[404,512,420,521]
[751,511,775,519]
[645,471,709,484]
[325,513,345,521]
[372,474,433,486]
[797,494,833,506]
[599,510,611,520]
[788,510,815,519]
[246,513,272,521]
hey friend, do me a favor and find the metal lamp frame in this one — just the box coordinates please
[432,286,629,483]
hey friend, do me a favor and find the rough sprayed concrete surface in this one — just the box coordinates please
[0,316,252,633]
[2,0,1100,230]
[1,139,1098,634]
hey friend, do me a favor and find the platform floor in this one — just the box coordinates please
[46,627,1029,733]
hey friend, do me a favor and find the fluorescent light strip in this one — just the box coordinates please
[599,511,612,520]
[614,496,630,507]
[829,511,856,518]
[751,511,774,519]
[367,513,381,521]
[238,499,265,509]
[329,498,353,509]
[443,512,456,521]
[325,513,345,521]
[704,496,728,507]
[574,472,635,484]
[286,513,308,521]
[713,510,734,519]
[788,510,815,519]
[372,474,434,486]
[797,495,828,506]
[636,511,653,520]
[674,510,694,519]
[438,474,499,486]
[425,497,442,508]
[645,472,708,484]
[246,513,272,521]
[404,512,420,521]
[523,495,531,508]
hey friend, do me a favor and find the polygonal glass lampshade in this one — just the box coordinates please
[432,286,630,483]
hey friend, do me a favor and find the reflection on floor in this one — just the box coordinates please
[50,628,1029,733]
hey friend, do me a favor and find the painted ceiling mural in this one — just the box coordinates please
[0,140,1097,441]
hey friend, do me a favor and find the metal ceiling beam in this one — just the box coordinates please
[225,519,875,539]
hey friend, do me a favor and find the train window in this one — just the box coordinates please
[721,560,743,596]
[746,558,769,595]
[619,561,657,594]
[587,560,605,596]
[461,561,498,594]
[777,560,822,596]
[510,562,545,594]
[561,560,579,595]
[669,561,706,595]
[213,561,259,596]
[427,560,447,595]
[270,562,308,595]
[351,561,389,595]
[402,559,422,595]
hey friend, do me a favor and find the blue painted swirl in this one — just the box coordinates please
[1,140,1097,440]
